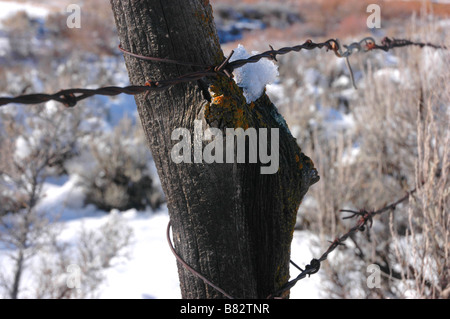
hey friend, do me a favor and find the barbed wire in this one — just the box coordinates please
[268,187,417,298]
[0,37,446,107]
[0,35,442,298]
[166,187,417,299]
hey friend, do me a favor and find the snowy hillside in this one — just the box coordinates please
[1,0,448,300]
[0,1,326,299]
[0,172,324,299]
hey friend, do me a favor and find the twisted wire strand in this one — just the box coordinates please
[1,37,446,107]
[166,188,416,299]
[268,188,417,298]
[0,34,441,299]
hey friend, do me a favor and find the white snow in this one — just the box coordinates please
[341,147,361,166]
[229,44,279,103]
[14,135,31,160]
[0,2,49,21]
[0,8,361,299]
[0,172,326,299]
[373,68,402,84]
[98,210,181,299]
[289,231,323,299]
[0,38,10,57]
[332,75,351,88]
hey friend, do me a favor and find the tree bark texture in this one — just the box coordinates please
[110,0,319,299]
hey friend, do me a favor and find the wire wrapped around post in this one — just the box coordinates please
[0,37,446,107]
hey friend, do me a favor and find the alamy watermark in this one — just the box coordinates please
[366,264,381,289]
[367,4,381,29]
[171,120,279,174]
[66,264,81,291]
[66,4,81,29]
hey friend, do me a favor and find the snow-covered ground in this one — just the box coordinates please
[98,209,323,299]
[0,1,335,299]
[0,1,50,21]
[64,178,323,299]
[0,173,323,299]
[0,2,318,298]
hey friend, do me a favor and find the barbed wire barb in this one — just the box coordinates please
[268,187,417,298]
[165,187,417,299]
[0,37,446,108]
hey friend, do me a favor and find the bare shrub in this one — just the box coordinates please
[45,1,116,56]
[0,207,53,298]
[73,117,164,212]
[78,212,133,268]
[0,101,86,298]
[2,11,35,59]
[388,74,449,298]
[269,16,449,298]
[0,94,131,299]
[33,212,133,299]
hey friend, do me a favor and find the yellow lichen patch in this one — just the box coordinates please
[211,95,228,108]
[209,75,243,98]
[235,110,249,129]
[206,75,254,129]
[295,154,304,170]
[236,108,244,119]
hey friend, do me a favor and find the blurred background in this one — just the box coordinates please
[0,0,448,299]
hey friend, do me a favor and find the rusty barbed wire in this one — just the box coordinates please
[0,73,218,108]
[117,44,211,68]
[1,35,441,299]
[165,187,417,299]
[0,37,446,107]
[268,187,417,299]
